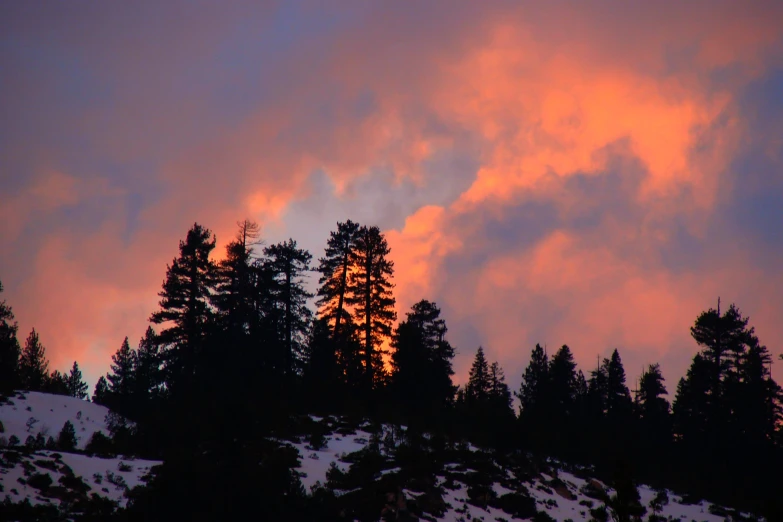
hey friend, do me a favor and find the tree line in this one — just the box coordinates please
[1,219,781,519]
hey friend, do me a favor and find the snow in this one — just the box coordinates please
[0,391,115,449]
[0,450,161,508]
[289,429,375,491]
[0,392,162,510]
[286,420,764,522]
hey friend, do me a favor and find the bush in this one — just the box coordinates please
[118,461,133,472]
[85,431,113,456]
[57,420,77,451]
[27,472,53,491]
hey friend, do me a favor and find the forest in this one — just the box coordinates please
[1,219,781,521]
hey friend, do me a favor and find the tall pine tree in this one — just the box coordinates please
[264,239,313,377]
[150,223,218,392]
[390,300,456,421]
[346,225,396,388]
[18,328,49,391]
[316,220,361,340]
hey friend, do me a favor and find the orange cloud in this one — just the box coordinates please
[2,1,782,392]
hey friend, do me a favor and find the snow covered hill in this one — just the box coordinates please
[0,391,116,450]
[284,416,762,522]
[0,391,161,511]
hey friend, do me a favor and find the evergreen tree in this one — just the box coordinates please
[150,223,218,391]
[46,369,69,395]
[465,347,491,402]
[302,317,342,411]
[549,345,578,416]
[134,327,162,402]
[605,349,633,422]
[672,354,712,445]
[263,239,314,377]
[390,300,456,421]
[346,225,396,387]
[489,361,513,416]
[635,363,670,447]
[0,279,21,394]
[213,220,261,339]
[92,375,110,405]
[108,337,136,398]
[316,220,361,340]
[57,420,77,451]
[516,343,550,446]
[66,361,88,399]
[18,328,49,391]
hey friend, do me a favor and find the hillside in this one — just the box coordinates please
[0,391,161,516]
[0,393,766,521]
[280,416,762,522]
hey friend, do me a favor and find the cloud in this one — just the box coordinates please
[1,1,782,392]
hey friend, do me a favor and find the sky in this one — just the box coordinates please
[1,1,783,394]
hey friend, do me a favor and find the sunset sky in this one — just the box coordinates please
[2,2,782,393]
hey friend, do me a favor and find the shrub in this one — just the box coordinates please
[27,472,53,491]
[85,431,113,456]
[118,461,133,472]
[57,421,77,451]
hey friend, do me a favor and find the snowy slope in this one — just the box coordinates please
[0,392,161,510]
[0,450,160,508]
[0,391,114,450]
[286,417,763,522]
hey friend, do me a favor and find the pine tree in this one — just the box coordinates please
[0,279,21,394]
[92,376,110,406]
[517,344,549,419]
[47,369,69,395]
[635,364,670,446]
[390,300,456,420]
[316,220,361,340]
[213,220,261,338]
[550,345,578,416]
[466,347,491,402]
[489,361,513,416]
[672,353,712,445]
[605,349,632,421]
[302,317,342,411]
[108,337,135,397]
[346,225,396,387]
[134,327,162,402]
[57,420,77,451]
[263,239,314,377]
[18,328,49,391]
[66,361,88,399]
[150,223,218,391]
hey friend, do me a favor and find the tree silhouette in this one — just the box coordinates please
[0,279,20,394]
[390,300,456,423]
[264,239,313,377]
[18,328,49,391]
[150,223,218,392]
[346,225,396,388]
[316,220,361,340]
[66,361,88,399]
